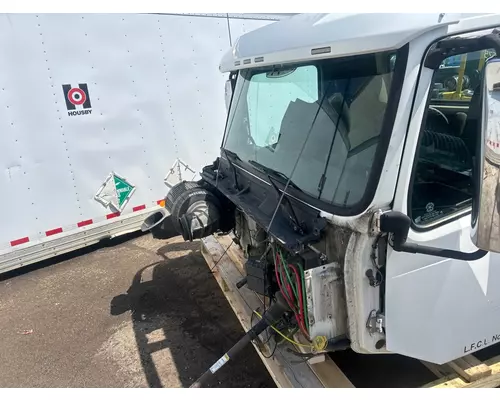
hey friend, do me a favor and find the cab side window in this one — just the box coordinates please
[410,50,495,227]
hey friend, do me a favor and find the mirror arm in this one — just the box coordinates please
[380,211,488,261]
[394,242,488,261]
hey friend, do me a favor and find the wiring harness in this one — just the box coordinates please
[274,248,309,339]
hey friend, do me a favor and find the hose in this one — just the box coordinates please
[189,293,290,388]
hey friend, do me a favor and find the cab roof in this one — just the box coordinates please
[220,13,497,73]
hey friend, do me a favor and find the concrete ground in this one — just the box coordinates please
[0,232,275,388]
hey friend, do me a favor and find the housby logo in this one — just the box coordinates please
[62,84,92,117]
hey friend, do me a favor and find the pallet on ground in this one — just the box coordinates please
[423,355,500,388]
[201,234,500,389]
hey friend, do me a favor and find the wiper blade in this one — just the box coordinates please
[220,148,241,191]
[247,160,304,234]
[318,80,350,199]
[248,160,303,193]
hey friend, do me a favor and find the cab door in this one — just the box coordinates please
[385,41,500,364]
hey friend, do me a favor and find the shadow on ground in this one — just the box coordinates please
[110,239,275,388]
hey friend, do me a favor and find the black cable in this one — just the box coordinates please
[256,315,278,359]
[266,81,334,234]
[262,339,278,359]
[251,307,273,345]
[263,247,267,318]
[250,300,277,359]
[369,233,385,286]
[261,296,276,347]
[286,348,316,358]
[286,348,326,365]
[210,239,234,272]
[250,311,275,358]
[189,296,290,388]
[262,330,273,345]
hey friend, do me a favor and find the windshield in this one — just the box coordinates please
[223,50,401,210]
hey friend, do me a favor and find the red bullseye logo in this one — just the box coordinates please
[67,87,87,106]
[62,83,92,116]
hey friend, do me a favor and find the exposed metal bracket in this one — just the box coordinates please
[366,310,385,336]
[306,244,328,263]
[370,209,387,236]
[305,262,346,339]
[164,158,197,189]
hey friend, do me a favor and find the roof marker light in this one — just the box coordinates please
[311,46,331,55]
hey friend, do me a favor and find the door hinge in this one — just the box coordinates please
[370,209,387,236]
[366,310,385,335]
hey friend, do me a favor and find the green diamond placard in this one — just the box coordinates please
[94,172,136,212]
[114,175,134,208]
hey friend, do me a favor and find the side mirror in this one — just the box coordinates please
[224,78,233,113]
[471,57,500,252]
[380,211,486,261]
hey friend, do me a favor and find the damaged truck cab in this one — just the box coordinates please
[144,13,500,367]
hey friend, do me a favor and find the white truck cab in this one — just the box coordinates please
[144,13,500,368]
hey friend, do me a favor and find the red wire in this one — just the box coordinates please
[275,253,297,313]
[288,263,309,338]
[274,253,309,338]
[284,270,295,303]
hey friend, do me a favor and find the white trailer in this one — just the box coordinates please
[0,13,294,274]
